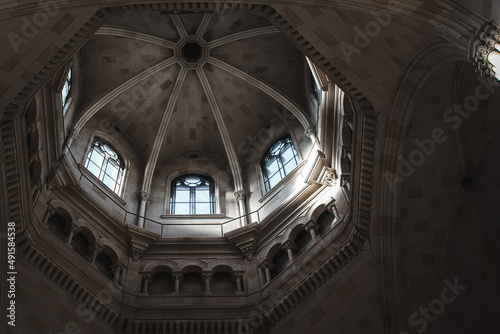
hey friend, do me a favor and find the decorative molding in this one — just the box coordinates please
[225,222,258,261]
[69,128,80,140]
[303,220,319,232]
[130,248,144,262]
[16,231,121,328]
[317,166,337,187]
[281,240,297,251]
[46,172,62,191]
[234,189,247,202]
[241,245,255,261]
[138,190,151,203]
[304,125,316,138]
[127,224,160,262]
[471,22,500,84]
[259,259,274,270]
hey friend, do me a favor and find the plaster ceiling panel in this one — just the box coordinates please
[96,64,181,160]
[80,35,173,112]
[178,13,205,36]
[211,33,306,109]
[157,70,227,162]
[103,11,180,41]
[204,10,273,42]
[275,5,440,111]
[202,63,293,163]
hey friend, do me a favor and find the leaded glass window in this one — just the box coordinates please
[62,67,72,109]
[85,137,124,195]
[170,175,215,215]
[261,135,299,192]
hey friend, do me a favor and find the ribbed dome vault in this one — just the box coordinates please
[74,10,313,192]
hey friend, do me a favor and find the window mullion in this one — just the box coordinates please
[190,187,195,214]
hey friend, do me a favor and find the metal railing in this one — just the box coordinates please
[62,146,270,238]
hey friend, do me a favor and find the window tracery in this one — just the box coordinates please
[85,137,124,195]
[170,174,215,215]
[261,135,299,192]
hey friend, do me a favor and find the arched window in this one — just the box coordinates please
[261,135,299,192]
[170,174,215,214]
[62,67,72,109]
[85,137,124,195]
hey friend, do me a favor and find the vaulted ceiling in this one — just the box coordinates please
[74,10,309,169]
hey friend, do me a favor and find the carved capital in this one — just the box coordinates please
[47,206,56,216]
[241,245,255,261]
[46,173,61,191]
[69,128,80,140]
[259,259,274,270]
[90,242,104,254]
[304,125,316,138]
[130,247,144,262]
[323,168,337,187]
[138,191,151,202]
[202,272,213,281]
[304,220,319,232]
[234,189,246,201]
[127,224,159,262]
[341,174,350,188]
[281,240,297,251]
[172,272,183,281]
[27,120,38,134]
[29,151,41,164]
[232,271,244,280]
[343,116,353,128]
[68,224,81,234]
[472,22,500,84]
[325,198,336,214]
[140,272,152,281]
[343,146,351,157]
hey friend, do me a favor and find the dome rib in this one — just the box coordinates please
[207,56,314,136]
[196,67,244,192]
[95,26,178,48]
[142,67,188,193]
[171,14,188,39]
[73,57,178,133]
[207,26,280,49]
[196,13,213,39]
